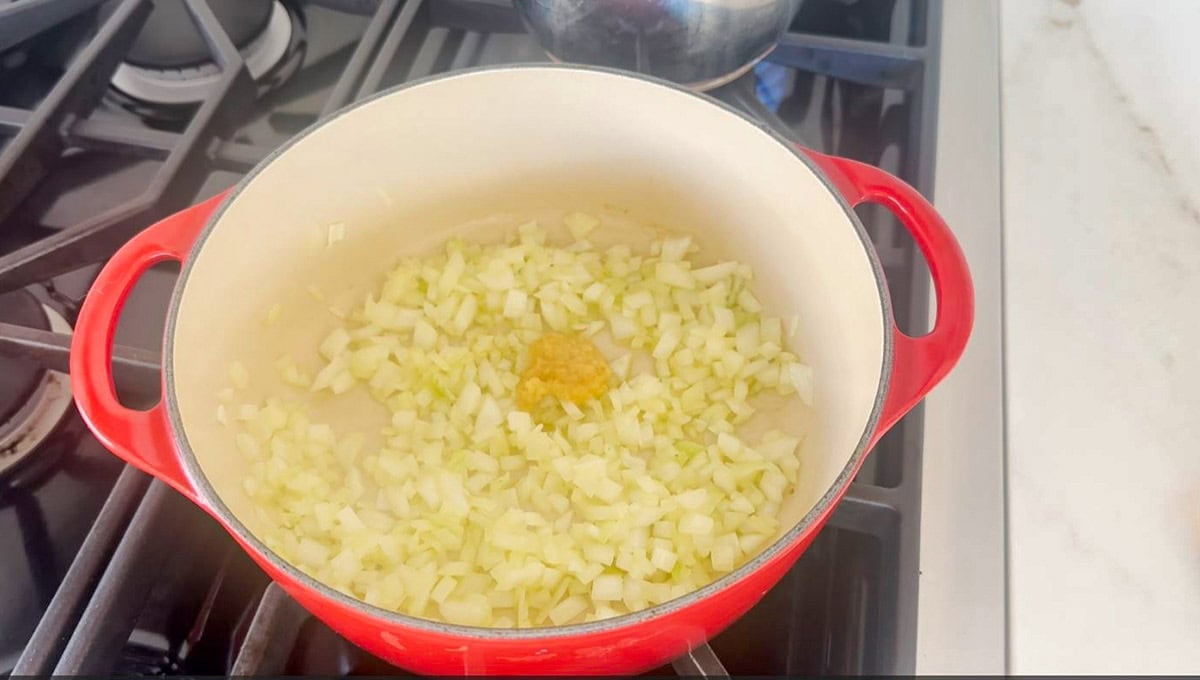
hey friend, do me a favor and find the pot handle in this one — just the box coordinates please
[800,149,974,442]
[71,192,229,501]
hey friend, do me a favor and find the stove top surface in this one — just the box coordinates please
[0,0,941,675]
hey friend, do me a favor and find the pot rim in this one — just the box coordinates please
[162,62,894,640]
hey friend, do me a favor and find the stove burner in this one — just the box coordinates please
[0,290,49,427]
[0,0,942,673]
[108,0,305,114]
[0,296,73,478]
[124,1,274,69]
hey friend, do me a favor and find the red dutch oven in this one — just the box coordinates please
[70,65,972,675]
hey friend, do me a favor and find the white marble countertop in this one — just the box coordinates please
[918,0,1200,672]
[1001,0,1200,672]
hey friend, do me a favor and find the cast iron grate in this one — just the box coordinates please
[0,0,941,675]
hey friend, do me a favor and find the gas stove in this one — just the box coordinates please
[0,0,942,675]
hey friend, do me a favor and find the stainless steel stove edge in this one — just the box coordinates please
[917,0,1006,673]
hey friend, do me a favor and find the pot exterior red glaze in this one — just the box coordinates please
[70,66,972,675]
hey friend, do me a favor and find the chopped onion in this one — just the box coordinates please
[226,361,249,390]
[225,213,811,629]
[327,222,346,246]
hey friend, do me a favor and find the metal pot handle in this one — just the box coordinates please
[71,192,229,501]
[800,149,974,444]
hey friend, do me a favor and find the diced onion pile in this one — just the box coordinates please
[223,213,813,628]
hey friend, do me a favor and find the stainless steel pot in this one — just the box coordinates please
[513,0,799,90]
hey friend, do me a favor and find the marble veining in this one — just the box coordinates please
[1002,0,1200,672]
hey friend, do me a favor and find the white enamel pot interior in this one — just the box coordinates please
[167,66,888,571]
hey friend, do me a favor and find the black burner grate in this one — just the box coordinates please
[0,0,942,675]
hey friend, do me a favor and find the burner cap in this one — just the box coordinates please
[0,289,50,427]
[1,301,73,480]
[109,0,304,109]
[125,0,274,69]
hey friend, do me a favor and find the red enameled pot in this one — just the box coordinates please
[70,65,972,675]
